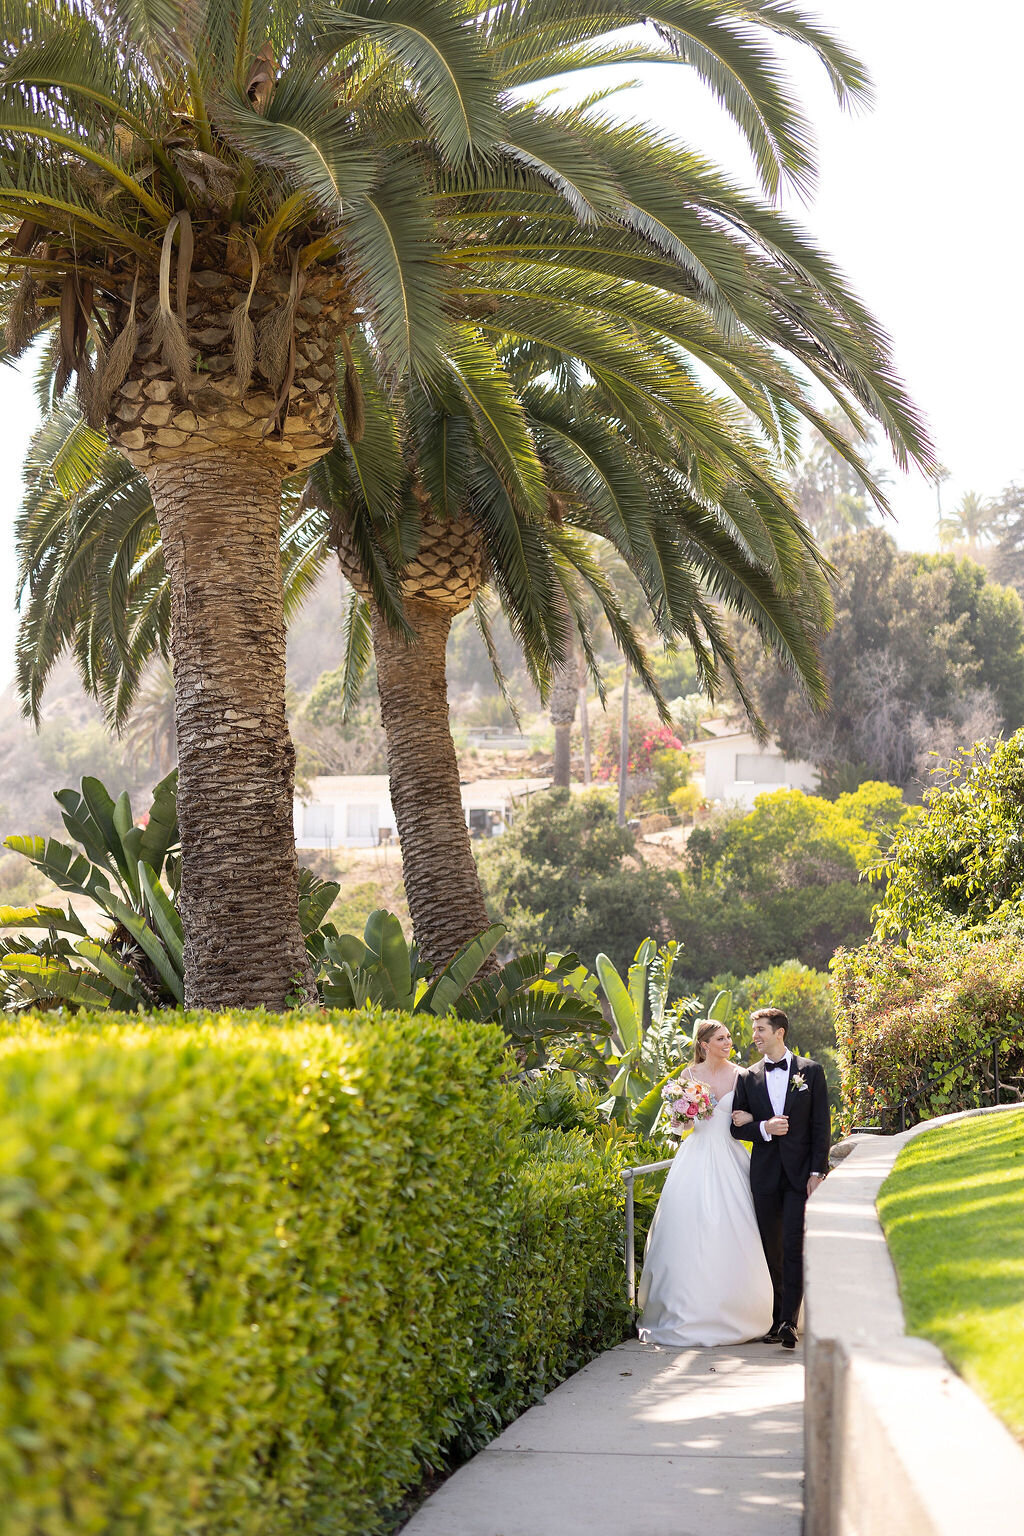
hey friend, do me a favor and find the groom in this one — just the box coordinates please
[730,1007,830,1350]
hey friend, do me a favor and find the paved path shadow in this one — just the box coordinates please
[402,1338,803,1536]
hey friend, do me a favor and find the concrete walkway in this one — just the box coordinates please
[402,1338,804,1536]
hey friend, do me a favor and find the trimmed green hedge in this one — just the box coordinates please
[0,1012,630,1534]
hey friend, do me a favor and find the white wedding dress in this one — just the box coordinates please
[637,1086,774,1346]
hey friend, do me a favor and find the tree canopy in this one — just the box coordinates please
[728,528,1024,792]
[872,731,1024,941]
[478,788,674,973]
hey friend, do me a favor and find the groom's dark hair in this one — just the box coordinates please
[751,1006,788,1039]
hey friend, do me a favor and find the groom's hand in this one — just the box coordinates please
[807,1174,823,1198]
[765,1115,789,1136]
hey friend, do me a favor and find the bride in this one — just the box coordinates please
[637,1019,774,1346]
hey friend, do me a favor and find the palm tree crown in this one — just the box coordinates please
[3,0,936,977]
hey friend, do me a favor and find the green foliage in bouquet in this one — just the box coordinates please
[0,1011,631,1533]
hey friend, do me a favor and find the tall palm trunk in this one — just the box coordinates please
[371,598,491,965]
[152,451,315,1007]
[618,669,631,826]
[103,257,351,1006]
[550,648,579,788]
[580,670,592,785]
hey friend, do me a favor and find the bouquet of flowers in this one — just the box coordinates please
[661,1077,715,1139]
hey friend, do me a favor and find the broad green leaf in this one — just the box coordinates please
[1,952,112,1008]
[54,786,122,887]
[707,988,733,1023]
[325,933,368,970]
[426,923,506,1015]
[3,834,111,903]
[138,770,179,875]
[138,864,184,972]
[457,948,550,1019]
[362,909,389,967]
[377,915,414,1011]
[627,937,656,1024]
[0,903,87,936]
[99,892,184,1004]
[298,869,341,936]
[74,939,143,1007]
[111,789,140,900]
[498,987,609,1039]
[596,952,640,1052]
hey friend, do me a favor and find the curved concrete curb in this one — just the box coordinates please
[804,1102,1024,1536]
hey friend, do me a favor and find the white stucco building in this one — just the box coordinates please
[689,724,818,808]
[294,775,551,850]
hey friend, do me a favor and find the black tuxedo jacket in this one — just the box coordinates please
[730,1055,830,1193]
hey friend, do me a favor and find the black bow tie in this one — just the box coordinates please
[765,1058,789,1072]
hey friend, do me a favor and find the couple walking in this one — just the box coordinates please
[638,1007,830,1349]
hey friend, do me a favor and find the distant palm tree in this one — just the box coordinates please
[939,490,998,551]
[549,646,582,791]
[124,662,177,777]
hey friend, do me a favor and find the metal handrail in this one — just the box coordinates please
[851,1021,1023,1136]
[620,1158,674,1306]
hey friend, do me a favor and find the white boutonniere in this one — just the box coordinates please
[790,1071,809,1092]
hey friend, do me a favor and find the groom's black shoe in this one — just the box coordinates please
[761,1324,783,1343]
[779,1321,798,1350]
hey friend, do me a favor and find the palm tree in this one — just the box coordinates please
[549,648,581,789]
[6,0,934,972]
[938,490,997,552]
[124,661,177,776]
[19,331,922,967]
[2,0,540,1003]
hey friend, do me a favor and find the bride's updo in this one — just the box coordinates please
[693,1020,721,1064]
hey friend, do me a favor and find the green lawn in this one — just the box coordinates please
[878,1109,1024,1441]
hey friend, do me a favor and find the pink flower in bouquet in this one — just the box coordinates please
[662,1074,716,1139]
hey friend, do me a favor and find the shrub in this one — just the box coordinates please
[0,1011,630,1534]
[704,960,836,1060]
[872,731,1024,939]
[479,789,674,972]
[702,959,841,1104]
[480,1129,631,1433]
[832,935,1024,1131]
[669,785,904,983]
[672,880,874,983]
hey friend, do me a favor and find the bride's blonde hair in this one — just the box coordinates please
[693,1020,722,1065]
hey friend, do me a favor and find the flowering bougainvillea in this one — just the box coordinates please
[593,718,688,781]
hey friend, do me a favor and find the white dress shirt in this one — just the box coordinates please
[760,1049,792,1140]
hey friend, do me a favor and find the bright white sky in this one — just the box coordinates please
[1,0,1020,689]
